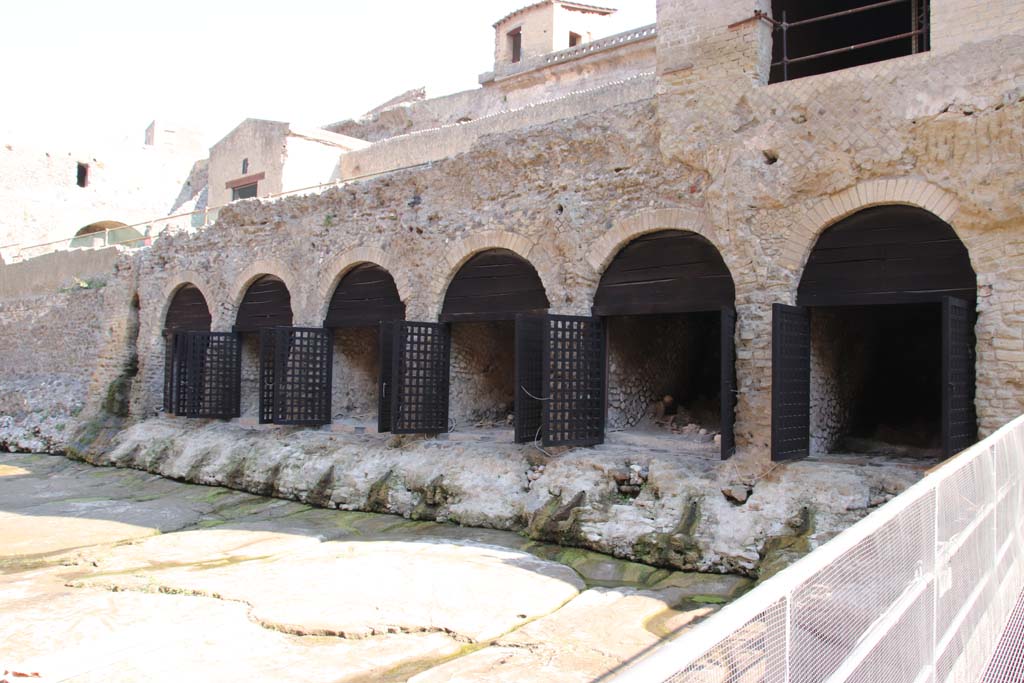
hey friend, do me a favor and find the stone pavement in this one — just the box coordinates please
[0,454,750,682]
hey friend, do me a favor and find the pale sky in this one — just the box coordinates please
[0,0,655,149]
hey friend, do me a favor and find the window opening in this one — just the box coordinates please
[76,163,89,188]
[569,32,582,47]
[232,183,258,201]
[509,28,522,63]
[763,0,930,83]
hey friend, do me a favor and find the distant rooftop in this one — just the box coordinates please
[494,0,617,28]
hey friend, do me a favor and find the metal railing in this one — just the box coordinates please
[758,0,930,82]
[613,414,1024,682]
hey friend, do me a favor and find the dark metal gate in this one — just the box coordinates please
[165,332,190,415]
[390,322,451,434]
[167,331,241,419]
[720,307,737,460]
[514,314,545,443]
[378,321,396,433]
[259,328,277,424]
[942,296,977,457]
[542,315,605,448]
[272,327,333,426]
[771,304,810,461]
[194,332,243,419]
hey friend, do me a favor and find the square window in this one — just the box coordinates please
[232,183,258,201]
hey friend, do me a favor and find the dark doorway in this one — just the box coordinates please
[811,304,942,456]
[324,263,405,429]
[440,249,549,439]
[594,231,737,458]
[234,275,293,421]
[772,206,976,461]
[162,283,213,414]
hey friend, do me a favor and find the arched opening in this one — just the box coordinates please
[234,275,293,421]
[595,230,737,458]
[70,221,146,249]
[323,263,405,430]
[441,249,549,435]
[162,284,213,414]
[773,205,977,461]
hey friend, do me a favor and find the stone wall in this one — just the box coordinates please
[0,250,136,451]
[331,327,380,422]
[339,74,656,179]
[808,310,856,455]
[449,321,517,428]
[606,314,719,431]
[120,25,1024,466]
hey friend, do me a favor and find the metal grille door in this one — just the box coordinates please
[943,296,977,457]
[165,332,191,416]
[542,315,605,448]
[391,322,450,434]
[194,332,242,419]
[273,327,332,426]
[720,307,737,460]
[515,314,545,443]
[258,328,276,424]
[772,304,810,461]
[378,321,396,433]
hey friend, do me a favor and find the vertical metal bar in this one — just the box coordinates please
[782,10,789,82]
[911,0,920,53]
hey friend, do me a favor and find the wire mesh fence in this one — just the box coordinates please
[613,414,1024,683]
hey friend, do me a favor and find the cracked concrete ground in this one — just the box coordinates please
[0,454,750,682]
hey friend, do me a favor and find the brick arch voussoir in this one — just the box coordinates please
[225,258,303,326]
[428,231,555,321]
[313,246,412,325]
[780,178,964,276]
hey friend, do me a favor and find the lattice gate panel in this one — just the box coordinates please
[391,322,450,434]
[943,296,977,457]
[515,314,545,444]
[771,304,810,461]
[166,332,191,416]
[720,307,737,460]
[195,332,242,419]
[542,315,605,448]
[163,334,176,413]
[273,327,332,426]
[259,328,276,424]
[378,321,396,433]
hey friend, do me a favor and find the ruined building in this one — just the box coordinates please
[1,0,1022,576]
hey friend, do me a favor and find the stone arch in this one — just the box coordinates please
[428,230,557,319]
[155,272,218,333]
[586,207,722,275]
[227,259,301,317]
[781,178,963,273]
[314,246,412,324]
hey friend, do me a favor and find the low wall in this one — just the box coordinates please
[0,247,119,300]
[340,74,656,179]
[0,250,136,452]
